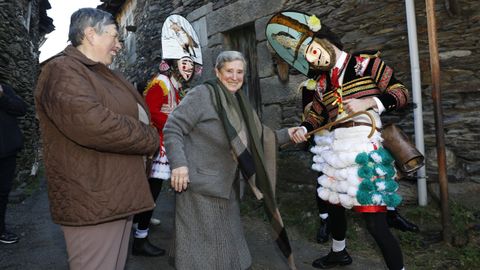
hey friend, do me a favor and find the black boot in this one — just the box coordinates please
[387,210,419,232]
[316,218,330,243]
[132,237,166,257]
[312,249,353,269]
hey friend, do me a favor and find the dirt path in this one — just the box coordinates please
[0,180,385,270]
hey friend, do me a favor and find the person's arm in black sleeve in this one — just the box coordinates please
[0,84,28,117]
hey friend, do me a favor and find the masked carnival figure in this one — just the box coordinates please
[266,11,416,270]
[132,14,202,257]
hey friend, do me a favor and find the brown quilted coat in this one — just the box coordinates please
[35,45,159,226]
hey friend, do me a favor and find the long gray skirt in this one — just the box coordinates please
[172,184,252,270]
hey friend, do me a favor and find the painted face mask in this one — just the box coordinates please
[304,38,336,71]
[176,57,194,81]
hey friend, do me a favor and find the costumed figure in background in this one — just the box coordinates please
[266,11,415,270]
[131,14,202,257]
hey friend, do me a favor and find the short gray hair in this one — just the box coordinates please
[68,8,116,47]
[215,51,247,71]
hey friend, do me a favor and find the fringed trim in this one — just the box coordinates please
[149,147,171,180]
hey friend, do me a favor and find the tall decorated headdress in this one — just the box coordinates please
[266,11,342,77]
[161,14,203,65]
[266,11,319,76]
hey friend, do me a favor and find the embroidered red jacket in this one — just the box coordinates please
[302,53,409,132]
[143,74,181,139]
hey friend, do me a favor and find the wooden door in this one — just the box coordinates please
[224,24,262,114]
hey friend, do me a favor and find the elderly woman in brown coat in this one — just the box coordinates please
[35,8,158,270]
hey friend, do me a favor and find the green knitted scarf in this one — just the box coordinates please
[205,79,296,269]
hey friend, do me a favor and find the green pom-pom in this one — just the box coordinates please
[356,190,373,205]
[371,192,384,205]
[374,179,387,191]
[369,150,383,164]
[374,164,396,178]
[378,147,394,164]
[355,152,370,165]
[374,164,388,176]
[384,180,399,192]
[358,179,375,191]
[358,165,374,179]
[384,193,402,207]
[368,148,393,164]
[385,164,396,178]
[369,148,395,164]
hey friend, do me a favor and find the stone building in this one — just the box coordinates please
[0,0,54,184]
[99,0,480,203]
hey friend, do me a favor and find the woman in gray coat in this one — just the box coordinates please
[164,51,300,269]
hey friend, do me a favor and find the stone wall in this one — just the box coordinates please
[0,0,53,184]
[105,0,480,202]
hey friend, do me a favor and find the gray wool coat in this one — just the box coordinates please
[164,83,291,270]
[163,84,290,199]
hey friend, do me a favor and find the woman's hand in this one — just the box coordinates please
[343,98,376,114]
[171,166,189,192]
[288,127,308,144]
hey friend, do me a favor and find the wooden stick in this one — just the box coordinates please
[281,111,376,149]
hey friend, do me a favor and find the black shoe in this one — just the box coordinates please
[387,210,419,232]
[0,231,19,244]
[132,237,166,256]
[316,218,330,243]
[312,249,353,269]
